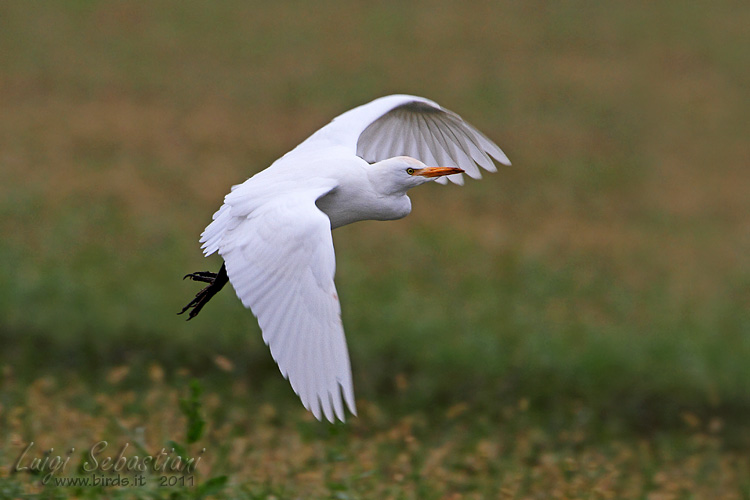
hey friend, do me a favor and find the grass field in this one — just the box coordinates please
[1,1,749,498]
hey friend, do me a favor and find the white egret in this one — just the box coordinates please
[180,94,510,422]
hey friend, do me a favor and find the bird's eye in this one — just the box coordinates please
[406,168,415,175]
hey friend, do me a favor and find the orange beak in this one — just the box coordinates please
[415,166,464,178]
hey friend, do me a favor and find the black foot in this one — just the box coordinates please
[183,271,219,284]
[179,263,229,320]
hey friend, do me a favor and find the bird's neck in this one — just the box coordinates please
[316,186,412,230]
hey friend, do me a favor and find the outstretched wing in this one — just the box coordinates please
[298,94,511,185]
[203,183,356,422]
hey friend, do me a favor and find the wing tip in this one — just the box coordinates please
[492,152,512,167]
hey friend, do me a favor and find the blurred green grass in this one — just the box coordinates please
[1,1,749,495]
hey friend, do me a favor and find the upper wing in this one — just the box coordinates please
[297,94,511,185]
[203,183,356,422]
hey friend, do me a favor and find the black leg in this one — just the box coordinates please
[179,263,229,320]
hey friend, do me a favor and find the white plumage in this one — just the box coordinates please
[191,94,510,422]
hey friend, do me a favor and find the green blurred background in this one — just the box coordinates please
[1,0,748,439]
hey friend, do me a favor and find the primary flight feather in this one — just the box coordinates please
[180,94,510,422]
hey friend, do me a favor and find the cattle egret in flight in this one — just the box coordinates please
[180,94,510,422]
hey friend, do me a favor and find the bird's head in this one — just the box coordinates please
[369,156,464,195]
